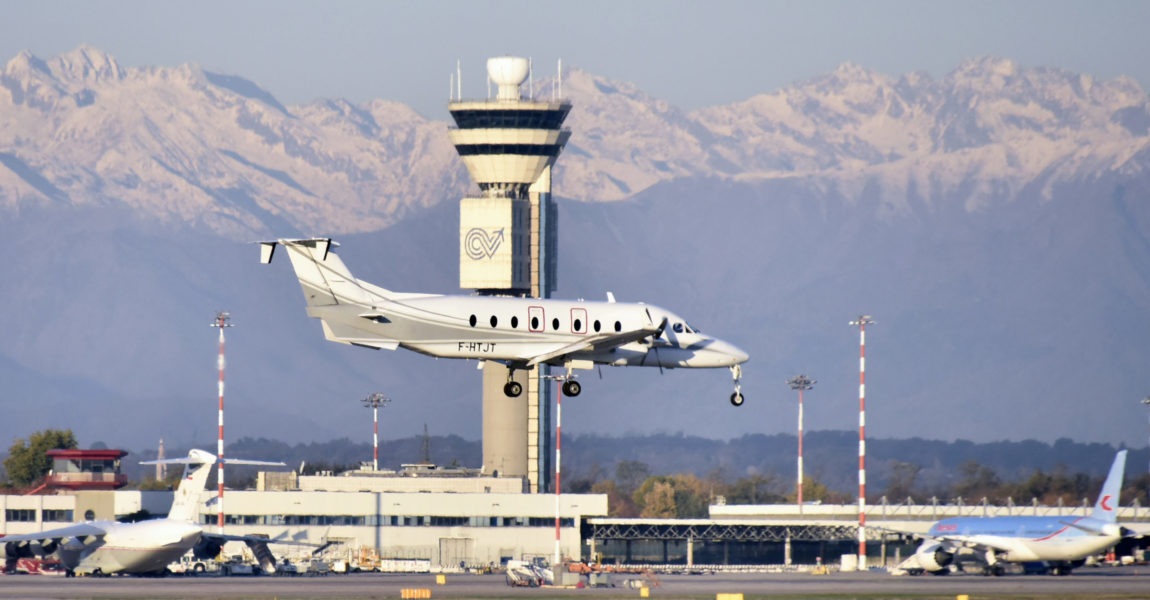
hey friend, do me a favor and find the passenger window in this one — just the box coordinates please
[469,315,477,327]
[552,318,560,330]
[511,316,519,328]
[614,321,622,332]
[573,319,582,332]
[593,320,601,332]
[531,316,539,330]
[490,315,498,327]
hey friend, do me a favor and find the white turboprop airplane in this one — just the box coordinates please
[889,450,1134,576]
[260,238,750,404]
[0,449,302,577]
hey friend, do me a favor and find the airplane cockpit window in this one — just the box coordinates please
[686,322,700,333]
[672,322,684,334]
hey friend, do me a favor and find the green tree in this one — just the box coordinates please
[614,460,650,494]
[592,480,639,517]
[953,460,1002,501]
[725,472,783,504]
[4,429,78,487]
[632,474,711,518]
[882,461,922,501]
[639,480,677,518]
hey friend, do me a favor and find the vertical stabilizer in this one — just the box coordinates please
[1091,450,1127,523]
[165,449,215,523]
[261,239,384,307]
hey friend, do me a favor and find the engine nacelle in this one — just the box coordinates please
[192,538,223,560]
[915,542,954,572]
[3,541,34,560]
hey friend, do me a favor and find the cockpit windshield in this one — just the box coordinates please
[672,322,699,334]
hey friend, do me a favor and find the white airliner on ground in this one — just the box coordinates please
[891,450,1133,576]
[0,450,302,577]
[260,238,750,404]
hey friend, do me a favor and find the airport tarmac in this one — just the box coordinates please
[2,567,1150,600]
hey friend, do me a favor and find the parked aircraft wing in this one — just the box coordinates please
[0,522,107,546]
[525,320,664,367]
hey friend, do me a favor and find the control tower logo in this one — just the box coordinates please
[465,227,505,260]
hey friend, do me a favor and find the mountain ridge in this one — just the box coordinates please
[3,47,1148,231]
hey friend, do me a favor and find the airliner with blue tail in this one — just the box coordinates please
[895,450,1131,576]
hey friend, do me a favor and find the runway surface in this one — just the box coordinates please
[3,567,1150,599]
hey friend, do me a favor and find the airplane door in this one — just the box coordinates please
[570,308,588,334]
[528,306,544,332]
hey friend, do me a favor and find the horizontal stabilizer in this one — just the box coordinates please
[141,448,285,468]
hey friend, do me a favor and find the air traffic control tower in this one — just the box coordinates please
[449,57,570,493]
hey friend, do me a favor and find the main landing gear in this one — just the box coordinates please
[562,379,581,397]
[504,367,583,397]
[729,364,745,406]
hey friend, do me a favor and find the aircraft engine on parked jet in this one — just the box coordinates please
[192,537,223,559]
[914,542,955,572]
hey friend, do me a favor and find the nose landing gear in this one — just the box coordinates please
[729,364,744,406]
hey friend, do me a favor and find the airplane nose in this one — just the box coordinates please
[700,339,749,366]
[721,340,750,365]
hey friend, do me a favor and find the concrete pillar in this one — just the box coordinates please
[482,364,530,480]
[784,533,792,566]
[687,537,694,567]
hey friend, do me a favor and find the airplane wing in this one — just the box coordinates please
[524,320,665,367]
[200,532,319,547]
[870,526,1014,553]
[0,522,107,545]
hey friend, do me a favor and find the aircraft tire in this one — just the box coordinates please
[504,381,523,397]
[193,562,206,574]
[730,392,744,406]
[562,380,581,397]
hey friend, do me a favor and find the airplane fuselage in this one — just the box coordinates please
[53,519,202,575]
[310,292,747,369]
[928,515,1121,563]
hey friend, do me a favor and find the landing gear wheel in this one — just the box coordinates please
[503,381,523,397]
[730,392,744,406]
[562,380,581,397]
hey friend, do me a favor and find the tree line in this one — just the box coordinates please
[4,429,1146,519]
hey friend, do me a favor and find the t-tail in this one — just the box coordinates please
[260,238,406,350]
[1090,449,1127,523]
[141,449,216,522]
[141,449,285,523]
[259,238,388,307]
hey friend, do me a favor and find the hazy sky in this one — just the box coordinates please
[3,1,1148,118]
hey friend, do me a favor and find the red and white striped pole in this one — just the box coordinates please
[786,375,816,512]
[361,393,390,471]
[850,315,873,570]
[210,312,233,536]
[554,377,563,566]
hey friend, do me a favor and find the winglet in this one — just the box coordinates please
[1090,450,1127,523]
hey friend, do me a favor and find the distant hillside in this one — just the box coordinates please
[112,432,1143,500]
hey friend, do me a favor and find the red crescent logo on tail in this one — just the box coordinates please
[1101,495,1113,511]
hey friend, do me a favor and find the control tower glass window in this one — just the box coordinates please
[454,144,561,157]
[450,108,571,130]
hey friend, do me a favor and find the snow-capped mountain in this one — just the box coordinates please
[3,48,1147,233]
[0,46,469,236]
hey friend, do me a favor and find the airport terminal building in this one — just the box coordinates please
[7,466,1150,569]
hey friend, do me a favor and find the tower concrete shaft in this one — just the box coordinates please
[450,57,569,493]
